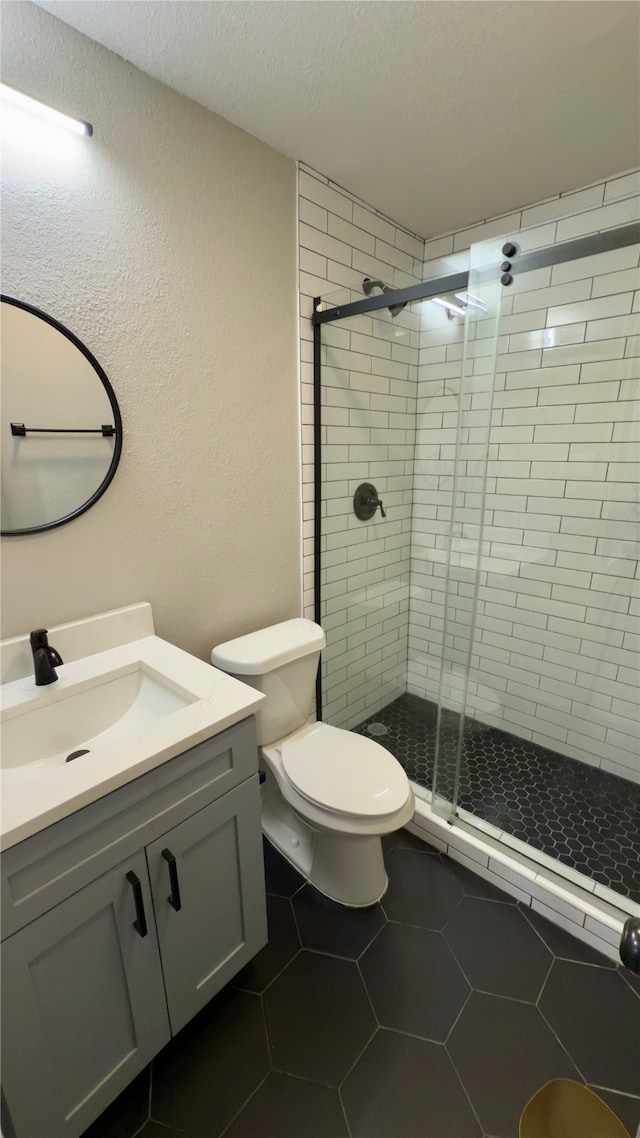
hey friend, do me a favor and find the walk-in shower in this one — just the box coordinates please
[313,219,640,922]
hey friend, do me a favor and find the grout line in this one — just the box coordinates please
[216,1070,271,1138]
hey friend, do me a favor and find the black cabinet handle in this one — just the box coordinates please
[126,870,148,937]
[162,848,182,912]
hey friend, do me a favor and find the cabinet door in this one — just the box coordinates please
[147,774,267,1034]
[1,850,170,1138]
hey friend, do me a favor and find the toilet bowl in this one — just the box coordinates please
[212,618,414,906]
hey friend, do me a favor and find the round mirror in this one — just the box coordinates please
[1,296,122,536]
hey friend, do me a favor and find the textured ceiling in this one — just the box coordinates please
[34,0,640,238]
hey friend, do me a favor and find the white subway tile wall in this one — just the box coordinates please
[299,164,640,773]
[299,165,425,728]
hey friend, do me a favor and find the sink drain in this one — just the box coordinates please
[66,748,91,763]
[366,722,389,737]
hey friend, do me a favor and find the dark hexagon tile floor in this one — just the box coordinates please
[539,960,640,1097]
[222,1072,349,1138]
[341,1029,482,1138]
[381,840,464,928]
[292,882,386,958]
[359,922,470,1040]
[263,950,376,1087]
[447,992,582,1137]
[354,693,640,903]
[83,835,640,1138]
[444,897,553,1002]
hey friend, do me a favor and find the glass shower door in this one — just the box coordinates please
[432,224,640,909]
[431,237,504,819]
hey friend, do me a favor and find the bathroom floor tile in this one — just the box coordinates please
[447,992,581,1138]
[443,855,517,904]
[341,1028,482,1138]
[291,882,386,958]
[444,896,553,1002]
[220,1072,349,1138]
[391,826,440,854]
[619,963,640,997]
[150,989,270,1136]
[261,836,305,897]
[519,901,616,967]
[591,1087,640,1135]
[135,1126,189,1138]
[233,894,300,994]
[263,949,376,1087]
[382,843,463,928]
[360,922,470,1040]
[539,959,640,1096]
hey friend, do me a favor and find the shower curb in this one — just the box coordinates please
[407,799,639,964]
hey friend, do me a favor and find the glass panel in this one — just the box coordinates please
[430,239,504,818]
[447,233,640,908]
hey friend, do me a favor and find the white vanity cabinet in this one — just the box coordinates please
[0,717,267,1138]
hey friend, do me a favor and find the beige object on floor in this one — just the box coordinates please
[519,1079,631,1138]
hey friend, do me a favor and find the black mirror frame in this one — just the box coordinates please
[0,295,123,537]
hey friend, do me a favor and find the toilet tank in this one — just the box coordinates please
[211,618,326,745]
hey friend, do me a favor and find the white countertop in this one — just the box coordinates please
[1,635,264,851]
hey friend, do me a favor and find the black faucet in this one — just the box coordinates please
[30,629,64,686]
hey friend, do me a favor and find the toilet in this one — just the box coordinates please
[211,618,414,907]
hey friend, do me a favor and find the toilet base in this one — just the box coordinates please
[310,829,389,907]
[262,786,389,907]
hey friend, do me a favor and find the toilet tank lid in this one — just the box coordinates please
[211,618,326,674]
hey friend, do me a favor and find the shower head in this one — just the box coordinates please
[362,277,407,318]
[362,277,389,296]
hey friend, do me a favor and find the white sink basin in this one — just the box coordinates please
[1,664,195,770]
[0,622,266,850]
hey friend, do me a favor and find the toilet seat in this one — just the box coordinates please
[280,722,409,818]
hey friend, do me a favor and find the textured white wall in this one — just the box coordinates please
[1,2,301,658]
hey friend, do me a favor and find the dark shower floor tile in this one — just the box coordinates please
[82,838,640,1138]
[354,692,640,903]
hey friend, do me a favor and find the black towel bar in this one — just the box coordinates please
[10,422,115,437]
